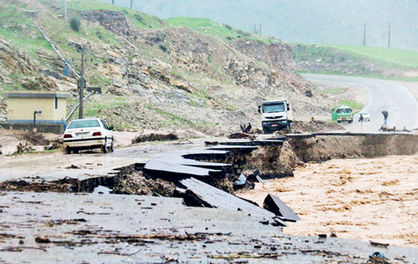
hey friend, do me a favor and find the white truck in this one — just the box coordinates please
[258,99,293,134]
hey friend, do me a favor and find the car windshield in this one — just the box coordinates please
[263,103,285,113]
[68,119,101,129]
[336,108,352,114]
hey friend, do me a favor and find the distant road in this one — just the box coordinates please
[303,74,418,132]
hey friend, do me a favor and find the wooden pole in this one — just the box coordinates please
[79,46,85,119]
[388,22,391,48]
[363,23,366,47]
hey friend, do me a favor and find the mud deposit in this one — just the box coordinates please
[289,134,418,162]
[238,153,418,248]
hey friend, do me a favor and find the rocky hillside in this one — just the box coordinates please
[0,0,336,135]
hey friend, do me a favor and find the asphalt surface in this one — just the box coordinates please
[1,192,416,263]
[304,74,418,132]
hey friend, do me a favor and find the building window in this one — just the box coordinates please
[55,97,58,109]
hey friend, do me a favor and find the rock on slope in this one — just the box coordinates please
[0,0,336,134]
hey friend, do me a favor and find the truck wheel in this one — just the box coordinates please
[101,144,108,153]
[287,124,292,133]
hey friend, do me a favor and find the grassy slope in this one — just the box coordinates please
[65,0,164,29]
[331,45,418,68]
[165,17,276,44]
[1,0,264,129]
[293,43,418,80]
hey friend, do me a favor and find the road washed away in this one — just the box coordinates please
[239,153,418,248]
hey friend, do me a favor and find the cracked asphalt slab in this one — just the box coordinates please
[0,192,416,263]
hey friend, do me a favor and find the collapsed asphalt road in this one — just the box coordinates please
[304,74,418,131]
[1,133,418,262]
[1,191,416,263]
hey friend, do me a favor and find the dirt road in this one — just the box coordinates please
[238,154,418,247]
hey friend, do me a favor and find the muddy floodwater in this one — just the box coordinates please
[238,154,418,247]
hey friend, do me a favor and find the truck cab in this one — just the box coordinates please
[259,99,293,133]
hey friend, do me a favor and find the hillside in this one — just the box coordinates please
[293,44,418,80]
[0,0,338,134]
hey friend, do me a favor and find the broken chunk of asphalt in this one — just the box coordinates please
[180,177,286,227]
[233,173,246,190]
[263,194,300,222]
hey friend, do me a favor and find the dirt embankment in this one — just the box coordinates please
[241,134,418,178]
[290,134,418,162]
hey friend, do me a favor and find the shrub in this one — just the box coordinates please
[69,17,81,32]
[159,44,167,52]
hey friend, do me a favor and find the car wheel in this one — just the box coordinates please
[101,144,108,153]
[72,149,79,154]
[65,146,71,154]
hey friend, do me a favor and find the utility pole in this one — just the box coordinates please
[363,23,366,47]
[63,0,67,19]
[254,24,262,34]
[388,22,391,48]
[78,46,86,119]
[130,0,133,9]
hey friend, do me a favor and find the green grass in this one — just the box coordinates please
[299,70,418,82]
[331,45,418,68]
[338,100,364,111]
[294,43,418,69]
[66,0,164,29]
[84,96,127,118]
[147,104,193,127]
[88,75,111,87]
[165,17,276,44]
[323,87,342,95]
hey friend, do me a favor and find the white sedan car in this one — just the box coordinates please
[358,111,370,122]
[63,118,114,154]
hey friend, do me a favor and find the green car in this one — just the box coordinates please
[332,105,353,123]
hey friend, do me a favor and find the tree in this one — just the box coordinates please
[69,17,81,32]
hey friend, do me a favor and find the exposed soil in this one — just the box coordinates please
[237,154,418,247]
[112,171,176,196]
[289,135,418,162]
[292,120,344,133]
[132,133,179,144]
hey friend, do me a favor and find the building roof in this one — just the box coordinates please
[3,91,70,99]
